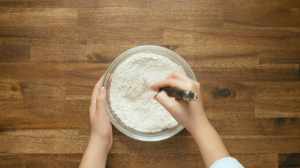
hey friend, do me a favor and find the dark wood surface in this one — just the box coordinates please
[0,0,300,167]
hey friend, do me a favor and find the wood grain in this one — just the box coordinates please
[0,153,278,168]
[224,0,300,27]
[0,37,30,62]
[0,154,81,168]
[279,153,300,168]
[255,82,300,118]
[0,0,300,167]
[0,129,300,154]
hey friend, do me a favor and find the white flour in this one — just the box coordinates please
[110,52,184,133]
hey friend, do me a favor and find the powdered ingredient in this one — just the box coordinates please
[110,52,185,133]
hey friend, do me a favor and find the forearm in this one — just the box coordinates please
[79,135,109,168]
[191,111,229,168]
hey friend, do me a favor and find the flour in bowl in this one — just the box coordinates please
[109,52,185,133]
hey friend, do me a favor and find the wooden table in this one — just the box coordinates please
[0,0,300,167]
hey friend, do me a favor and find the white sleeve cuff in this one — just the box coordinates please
[210,157,244,168]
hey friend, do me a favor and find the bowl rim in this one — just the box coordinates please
[102,45,197,142]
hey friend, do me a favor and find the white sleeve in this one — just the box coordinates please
[210,157,244,168]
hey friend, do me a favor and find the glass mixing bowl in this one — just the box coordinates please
[102,45,197,142]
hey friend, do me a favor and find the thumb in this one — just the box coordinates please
[155,91,180,117]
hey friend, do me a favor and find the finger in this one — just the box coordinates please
[151,78,189,91]
[155,91,181,117]
[96,76,104,89]
[90,76,104,114]
[168,72,191,82]
[97,87,106,105]
[91,76,104,102]
[96,86,107,111]
[168,71,184,79]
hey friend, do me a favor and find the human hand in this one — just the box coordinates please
[89,77,112,153]
[151,72,207,137]
[152,73,231,168]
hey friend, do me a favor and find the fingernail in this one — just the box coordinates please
[160,91,169,98]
